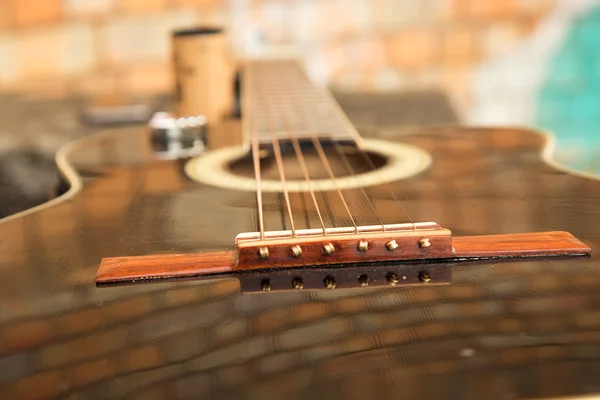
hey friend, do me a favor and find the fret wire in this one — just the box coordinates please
[329,138,385,229]
[281,72,360,230]
[246,59,417,233]
[283,67,362,230]
[286,60,415,229]
[265,89,298,238]
[276,84,328,235]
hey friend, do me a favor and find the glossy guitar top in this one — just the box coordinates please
[0,98,599,399]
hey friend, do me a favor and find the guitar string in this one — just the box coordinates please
[274,62,359,234]
[264,85,298,237]
[311,136,358,232]
[282,65,358,231]
[328,138,385,229]
[316,82,416,229]
[247,66,266,240]
[277,88,328,234]
[288,79,368,231]
[349,134,416,229]
[293,57,417,229]
[290,137,327,233]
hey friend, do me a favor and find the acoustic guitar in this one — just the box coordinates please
[0,59,598,399]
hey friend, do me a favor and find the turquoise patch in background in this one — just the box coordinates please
[537,6,600,175]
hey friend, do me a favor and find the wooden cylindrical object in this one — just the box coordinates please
[172,27,233,122]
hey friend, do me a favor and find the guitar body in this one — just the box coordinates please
[1,107,600,398]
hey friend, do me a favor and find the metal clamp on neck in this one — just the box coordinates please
[149,112,206,157]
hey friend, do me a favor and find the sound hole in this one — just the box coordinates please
[228,142,387,181]
[185,138,431,192]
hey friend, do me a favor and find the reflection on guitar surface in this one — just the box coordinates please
[0,58,599,399]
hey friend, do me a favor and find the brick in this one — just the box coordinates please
[254,307,290,333]
[120,345,162,372]
[575,311,600,328]
[63,0,115,17]
[2,319,53,352]
[175,373,211,398]
[333,296,368,314]
[422,360,455,375]
[104,295,153,322]
[410,287,440,303]
[444,283,481,300]
[319,348,391,378]
[14,0,61,26]
[54,307,104,335]
[40,327,128,368]
[258,352,297,375]
[526,315,563,332]
[496,317,522,333]
[471,0,519,20]
[388,28,438,71]
[131,386,170,400]
[71,358,116,388]
[165,329,207,363]
[217,364,252,386]
[163,286,203,307]
[277,318,348,351]
[340,335,375,353]
[103,10,198,64]
[442,26,479,66]
[413,322,452,340]
[497,346,536,365]
[446,0,471,19]
[379,327,411,346]
[3,76,72,99]
[512,295,582,314]
[103,364,184,399]
[448,0,520,20]
[13,23,95,81]
[135,300,227,341]
[213,319,248,344]
[371,291,411,309]
[537,345,567,360]
[302,343,338,363]
[0,353,32,385]
[60,23,97,75]
[119,0,167,13]
[0,0,14,28]
[122,62,172,95]
[16,28,62,79]
[208,279,239,297]
[13,371,64,399]
[173,0,216,6]
[352,313,384,332]
[291,302,328,324]
[188,336,270,371]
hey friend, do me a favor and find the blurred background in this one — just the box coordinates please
[0,0,599,217]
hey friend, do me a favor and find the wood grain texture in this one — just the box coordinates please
[95,231,589,284]
[452,231,591,258]
[96,251,236,284]
[3,92,600,399]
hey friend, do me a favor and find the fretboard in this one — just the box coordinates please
[242,59,362,145]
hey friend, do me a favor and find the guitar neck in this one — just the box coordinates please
[241,59,362,146]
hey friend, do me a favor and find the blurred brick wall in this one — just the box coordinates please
[0,0,555,108]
